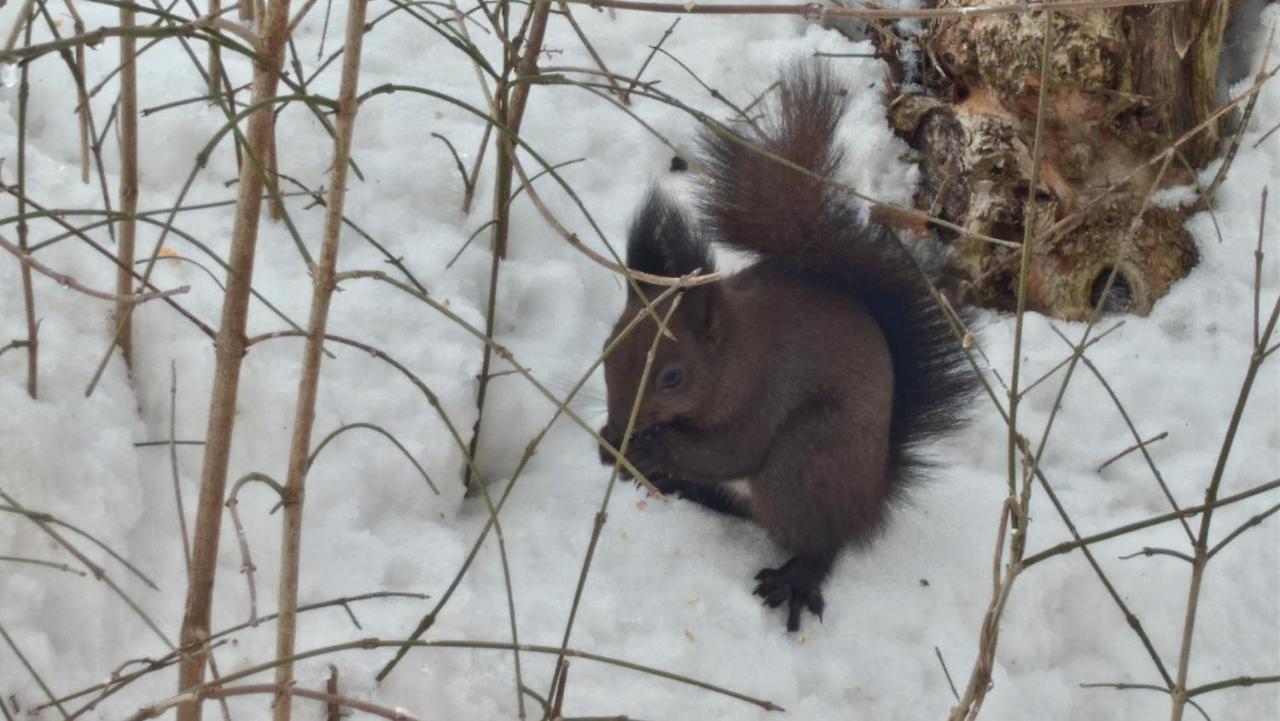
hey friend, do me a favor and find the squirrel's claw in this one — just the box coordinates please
[753,560,827,632]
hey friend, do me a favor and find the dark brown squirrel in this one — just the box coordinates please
[597,63,977,632]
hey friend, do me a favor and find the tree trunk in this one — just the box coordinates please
[877,0,1242,319]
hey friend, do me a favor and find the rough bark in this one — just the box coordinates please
[878,0,1240,318]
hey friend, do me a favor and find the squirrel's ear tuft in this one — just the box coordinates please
[626,187,715,282]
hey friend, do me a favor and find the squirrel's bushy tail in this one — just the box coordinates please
[697,62,977,477]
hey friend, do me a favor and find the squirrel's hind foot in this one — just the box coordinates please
[753,553,833,632]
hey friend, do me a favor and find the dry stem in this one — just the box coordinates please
[272,0,368,717]
[466,0,555,493]
[176,0,297,717]
[15,11,37,398]
[116,0,140,369]
[0,232,189,304]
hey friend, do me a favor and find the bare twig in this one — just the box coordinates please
[1187,675,1280,698]
[14,11,36,398]
[273,0,369,715]
[949,14,1054,719]
[623,18,679,104]
[226,472,284,626]
[0,183,215,339]
[170,361,193,575]
[1097,431,1170,472]
[936,647,960,701]
[1207,501,1280,559]
[0,618,70,719]
[1023,478,1280,566]
[1118,547,1194,563]
[558,1,627,101]
[0,233,190,304]
[177,0,300,716]
[549,289,683,702]
[144,637,783,714]
[40,593,426,716]
[129,683,420,721]
[0,555,87,576]
[116,0,141,369]
[308,422,438,495]
[466,0,555,504]
[1170,190,1280,721]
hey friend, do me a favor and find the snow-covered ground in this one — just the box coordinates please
[0,1,1276,719]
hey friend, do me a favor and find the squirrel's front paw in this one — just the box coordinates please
[753,557,828,632]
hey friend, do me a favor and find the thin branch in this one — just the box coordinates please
[129,683,420,721]
[1023,478,1280,566]
[140,637,783,714]
[226,472,284,626]
[274,1,370,714]
[117,0,141,369]
[1097,431,1170,472]
[1118,547,1194,563]
[1187,675,1280,698]
[170,362,193,574]
[1207,501,1280,559]
[14,9,37,398]
[0,555,87,576]
[0,232,190,303]
[622,18,678,104]
[936,647,960,701]
[41,593,426,715]
[308,423,439,495]
[0,618,70,719]
[176,0,301,714]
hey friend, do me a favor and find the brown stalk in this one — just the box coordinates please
[58,0,90,182]
[227,472,284,626]
[150,637,783,714]
[1168,191,1280,721]
[209,0,224,98]
[950,13,1054,718]
[0,618,69,719]
[549,290,683,701]
[131,683,420,721]
[1020,477,1280,566]
[465,0,554,488]
[623,18,679,104]
[15,10,36,398]
[43,593,427,716]
[557,1,627,101]
[26,0,117,245]
[176,0,298,718]
[1097,431,1170,472]
[272,0,369,718]
[170,362,193,574]
[117,0,140,369]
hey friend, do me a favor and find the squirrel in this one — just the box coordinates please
[597,63,977,632]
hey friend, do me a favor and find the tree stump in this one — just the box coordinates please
[876,0,1241,319]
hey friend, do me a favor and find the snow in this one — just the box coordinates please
[0,2,1277,720]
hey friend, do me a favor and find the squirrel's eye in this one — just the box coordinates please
[658,367,684,390]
